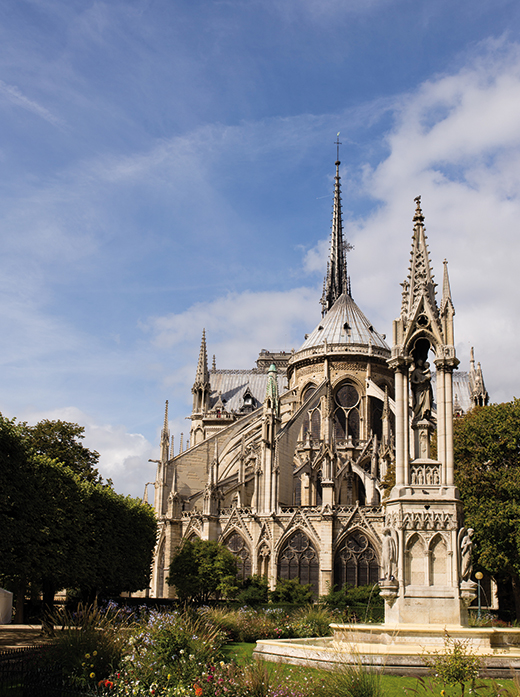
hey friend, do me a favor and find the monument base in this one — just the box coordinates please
[253,623,520,678]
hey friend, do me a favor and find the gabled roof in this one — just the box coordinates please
[298,292,390,352]
[208,370,289,413]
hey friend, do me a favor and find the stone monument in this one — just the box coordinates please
[382,196,477,625]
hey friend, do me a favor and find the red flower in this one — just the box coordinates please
[194,683,203,697]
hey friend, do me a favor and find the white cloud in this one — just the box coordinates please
[147,285,320,374]
[349,40,520,402]
[20,405,156,498]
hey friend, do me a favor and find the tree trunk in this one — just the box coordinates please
[41,578,56,635]
[13,578,26,624]
[510,573,520,621]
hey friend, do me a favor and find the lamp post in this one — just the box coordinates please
[475,571,483,621]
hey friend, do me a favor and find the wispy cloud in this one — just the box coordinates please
[0,80,65,127]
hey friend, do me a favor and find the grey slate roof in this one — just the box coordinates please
[298,292,390,352]
[208,370,289,413]
[431,370,473,415]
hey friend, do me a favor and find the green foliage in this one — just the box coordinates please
[167,538,238,603]
[24,418,102,483]
[0,412,157,616]
[78,483,158,597]
[315,659,383,697]
[119,609,226,691]
[237,574,269,606]
[200,605,334,642]
[288,605,332,638]
[320,583,383,612]
[46,603,135,687]
[454,400,520,618]
[423,634,481,697]
[269,577,313,604]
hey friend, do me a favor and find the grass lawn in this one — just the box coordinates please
[223,643,518,696]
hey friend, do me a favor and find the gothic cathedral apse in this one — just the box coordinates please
[148,156,488,604]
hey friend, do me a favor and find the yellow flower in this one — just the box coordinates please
[93,650,98,656]
[167,675,171,680]
[441,691,445,697]
[85,653,91,659]
[82,662,85,667]
[89,672,96,679]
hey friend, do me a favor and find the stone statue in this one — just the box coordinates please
[410,358,434,422]
[381,528,397,581]
[460,528,474,582]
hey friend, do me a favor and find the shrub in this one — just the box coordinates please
[45,603,134,688]
[237,574,269,606]
[200,606,293,642]
[269,578,313,604]
[423,633,481,697]
[320,583,382,611]
[289,605,333,638]
[119,608,226,690]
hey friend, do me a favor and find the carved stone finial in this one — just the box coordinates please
[413,195,425,223]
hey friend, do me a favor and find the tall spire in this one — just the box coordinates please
[321,139,350,317]
[400,196,438,325]
[194,329,210,386]
[192,329,211,414]
[440,259,455,315]
[160,400,170,461]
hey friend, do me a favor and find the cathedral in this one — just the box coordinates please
[148,157,489,600]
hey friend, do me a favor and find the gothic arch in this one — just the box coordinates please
[154,536,166,597]
[333,528,380,588]
[332,378,363,443]
[300,382,317,400]
[224,531,252,580]
[428,533,448,587]
[405,533,426,586]
[337,469,366,506]
[331,374,364,391]
[276,528,319,596]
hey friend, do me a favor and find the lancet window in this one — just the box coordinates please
[225,533,252,580]
[334,531,379,587]
[301,385,321,441]
[333,381,361,442]
[277,531,319,596]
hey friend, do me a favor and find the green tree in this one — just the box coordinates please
[167,538,238,603]
[0,413,157,619]
[269,577,314,604]
[77,483,157,599]
[454,399,520,619]
[0,414,41,620]
[24,419,101,483]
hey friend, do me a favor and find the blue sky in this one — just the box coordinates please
[2,0,520,497]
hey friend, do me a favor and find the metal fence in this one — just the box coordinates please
[0,647,96,697]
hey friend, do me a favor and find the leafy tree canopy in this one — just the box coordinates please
[454,399,520,618]
[0,412,157,619]
[167,538,237,603]
[24,419,101,483]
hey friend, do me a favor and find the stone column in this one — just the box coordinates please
[445,369,455,486]
[435,364,446,478]
[395,368,405,486]
[402,368,410,485]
